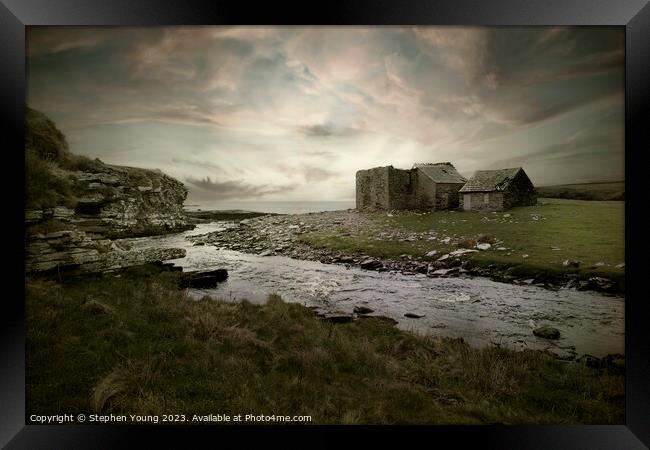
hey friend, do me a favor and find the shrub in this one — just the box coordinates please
[25,107,70,162]
[25,152,76,209]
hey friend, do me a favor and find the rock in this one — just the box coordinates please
[259,250,273,256]
[360,258,383,270]
[359,315,398,325]
[502,213,511,218]
[521,254,529,258]
[476,243,491,251]
[533,326,561,340]
[496,247,507,251]
[430,268,457,277]
[25,209,44,223]
[590,261,606,269]
[404,312,425,318]
[425,250,438,257]
[82,299,115,315]
[615,262,625,269]
[603,353,625,372]
[577,354,601,369]
[337,256,355,264]
[563,259,580,268]
[577,276,616,292]
[178,269,228,288]
[353,305,374,315]
[322,314,354,324]
[449,249,478,257]
[410,264,426,274]
[52,206,75,220]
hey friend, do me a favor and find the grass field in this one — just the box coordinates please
[26,269,624,425]
[536,182,624,201]
[300,198,624,285]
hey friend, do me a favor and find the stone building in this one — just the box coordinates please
[356,162,467,211]
[459,167,537,211]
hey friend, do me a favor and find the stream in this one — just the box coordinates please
[128,223,624,359]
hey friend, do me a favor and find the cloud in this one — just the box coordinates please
[171,158,225,172]
[185,176,298,201]
[299,122,361,138]
[300,166,338,183]
[26,26,624,199]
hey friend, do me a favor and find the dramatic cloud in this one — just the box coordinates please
[26,26,624,204]
[185,177,298,201]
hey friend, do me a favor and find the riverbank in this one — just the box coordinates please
[26,268,624,424]
[190,198,624,293]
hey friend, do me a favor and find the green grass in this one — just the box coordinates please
[25,152,77,210]
[300,198,624,284]
[26,269,624,424]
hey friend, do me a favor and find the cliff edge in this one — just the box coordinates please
[25,108,192,274]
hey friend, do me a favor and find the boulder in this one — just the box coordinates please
[603,353,625,372]
[178,269,228,288]
[353,305,374,315]
[360,258,383,270]
[563,259,580,268]
[322,313,354,324]
[533,326,561,340]
[577,354,601,369]
[404,312,425,318]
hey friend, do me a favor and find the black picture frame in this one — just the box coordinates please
[2,0,649,448]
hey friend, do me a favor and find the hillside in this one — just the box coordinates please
[536,182,624,201]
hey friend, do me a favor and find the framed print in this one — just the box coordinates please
[2,0,649,447]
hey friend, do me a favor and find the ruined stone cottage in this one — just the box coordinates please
[459,167,537,211]
[355,163,467,211]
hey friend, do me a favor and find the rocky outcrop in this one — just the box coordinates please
[66,165,191,238]
[25,108,192,276]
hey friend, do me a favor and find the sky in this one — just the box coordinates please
[26,26,624,203]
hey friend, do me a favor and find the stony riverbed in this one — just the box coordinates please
[185,209,619,293]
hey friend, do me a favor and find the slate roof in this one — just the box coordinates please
[459,168,523,192]
[414,163,467,184]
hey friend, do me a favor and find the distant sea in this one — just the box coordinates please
[184,201,356,215]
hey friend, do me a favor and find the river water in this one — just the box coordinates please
[128,223,624,359]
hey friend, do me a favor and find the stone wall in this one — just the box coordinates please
[356,167,390,210]
[503,171,537,208]
[414,171,437,209]
[434,183,463,210]
[461,192,505,211]
[387,167,419,210]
